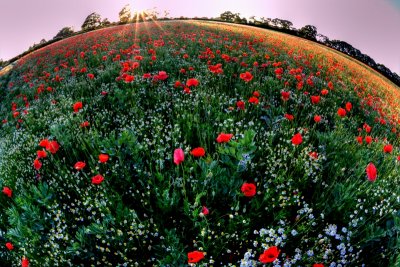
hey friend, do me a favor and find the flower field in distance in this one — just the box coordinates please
[0,20,399,266]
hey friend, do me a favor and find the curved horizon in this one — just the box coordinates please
[0,0,399,74]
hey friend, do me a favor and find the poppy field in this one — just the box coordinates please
[0,20,399,266]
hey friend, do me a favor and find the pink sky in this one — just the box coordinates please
[0,0,399,74]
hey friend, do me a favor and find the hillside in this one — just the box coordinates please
[0,20,399,266]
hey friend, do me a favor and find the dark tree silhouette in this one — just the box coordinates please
[81,12,101,31]
[271,18,293,30]
[316,33,329,44]
[53,27,74,39]
[220,11,239,22]
[101,18,111,27]
[299,25,318,40]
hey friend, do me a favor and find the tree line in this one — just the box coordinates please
[1,8,399,87]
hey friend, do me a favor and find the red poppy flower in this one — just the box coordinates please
[209,63,223,74]
[313,264,324,267]
[39,139,49,148]
[310,95,320,104]
[92,174,104,185]
[309,151,318,159]
[5,242,14,250]
[191,147,205,157]
[241,182,256,197]
[99,154,109,163]
[253,91,260,97]
[314,115,321,123]
[46,141,60,154]
[239,71,253,82]
[366,163,377,182]
[80,121,90,128]
[259,246,280,263]
[174,81,182,88]
[37,150,47,158]
[321,89,329,95]
[124,74,134,83]
[248,97,259,105]
[337,107,346,117]
[365,136,373,144]
[188,251,205,263]
[291,133,303,146]
[274,68,283,76]
[216,133,233,143]
[364,124,372,133]
[183,87,191,94]
[74,161,86,170]
[201,206,209,215]
[356,136,363,144]
[155,71,168,81]
[186,78,199,87]
[328,81,334,89]
[2,187,12,198]
[87,73,95,80]
[22,257,29,267]
[34,158,42,170]
[281,91,290,101]
[285,114,294,121]
[345,102,352,111]
[73,102,83,113]
[173,148,185,165]
[383,144,393,153]
[237,100,245,110]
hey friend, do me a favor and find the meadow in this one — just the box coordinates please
[0,20,399,266]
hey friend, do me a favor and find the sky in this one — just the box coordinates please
[0,0,399,74]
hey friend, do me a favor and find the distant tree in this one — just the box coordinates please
[0,59,4,68]
[39,39,47,45]
[163,10,170,19]
[249,16,263,25]
[249,16,256,24]
[239,17,247,24]
[299,25,318,40]
[329,40,359,56]
[146,8,159,20]
[132,11,148,22]
[53,27,74,39]
[119,5,131,24]
[316,33,329,44]
[220,11,238,22]
[101,18,111,27]
[81,12,102,31]
[271,18,293,30]
[263,17,272,26]
[360,54,376,67]
[233,15,242,23]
